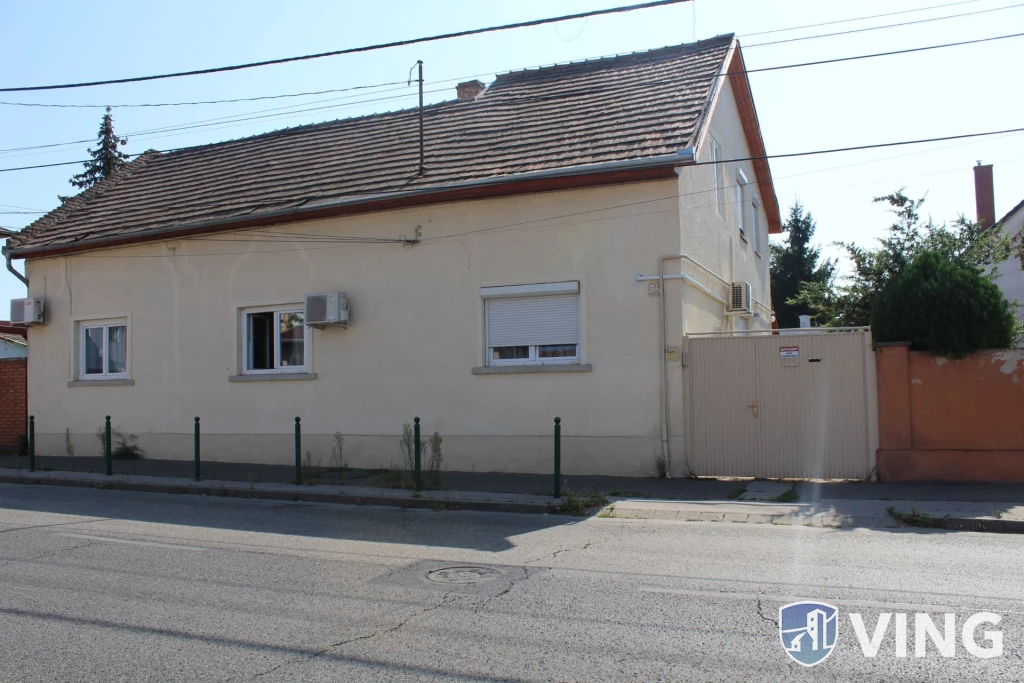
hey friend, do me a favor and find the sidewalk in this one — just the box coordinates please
[2,462,1023,533]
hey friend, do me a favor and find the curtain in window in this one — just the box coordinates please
[107,325,127,373]
[279,312,305,367]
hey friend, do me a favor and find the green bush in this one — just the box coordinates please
[872,250,1015,357]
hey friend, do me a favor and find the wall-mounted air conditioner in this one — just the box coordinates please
[727,282,752,315]
[305,292,349,329]
[10,297,44,325]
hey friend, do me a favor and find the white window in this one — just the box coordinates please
[79,318,129,380]
[736,170,748,239]
[752,194,762,256]
[482,282,580,366]
[243,306,308,374]
[711,139,724,215]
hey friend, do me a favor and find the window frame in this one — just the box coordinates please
[481,282,582,368]
[735,169,748,240]
[711,138,724,216]
[241,305,310,375]
[752,193,762,256]
[78,317,130,381]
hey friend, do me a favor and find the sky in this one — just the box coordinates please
[1,0,1022,306]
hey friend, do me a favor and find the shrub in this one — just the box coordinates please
[95,424,145,460]
[426,431,443,489]
[872,250,1016,358]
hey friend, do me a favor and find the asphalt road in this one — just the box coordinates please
[0,485,1022,682]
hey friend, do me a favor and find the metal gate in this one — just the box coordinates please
[684,328,876,480]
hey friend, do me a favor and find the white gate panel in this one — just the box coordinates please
[686,329,873,480]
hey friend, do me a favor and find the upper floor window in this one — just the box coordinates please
[80,318,128,380]
[735,170,748,239]
[482,282,580,367]
[243,306,307,374]
[752,194,762,256]
[711,139,724,215]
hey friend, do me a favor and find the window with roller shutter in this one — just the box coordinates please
[481,282,580,366]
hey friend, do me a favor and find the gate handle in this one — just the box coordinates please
[747,400,759,417]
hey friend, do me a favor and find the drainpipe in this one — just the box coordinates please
[657,255,677,479]
[2,243,27,287]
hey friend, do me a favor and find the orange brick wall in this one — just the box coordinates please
[0,358,27,453]
[875,345,1024,482]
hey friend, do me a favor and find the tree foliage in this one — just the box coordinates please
[872,250,1015,357]
[61,107,129,201]
[769,202,834,327]
[791,190,1014,327]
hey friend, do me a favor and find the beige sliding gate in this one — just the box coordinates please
[684,328,876,480]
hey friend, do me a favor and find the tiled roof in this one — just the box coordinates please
[0,333,26,346]
[10,35,735,254]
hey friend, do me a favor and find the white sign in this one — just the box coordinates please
[779,346,799,360]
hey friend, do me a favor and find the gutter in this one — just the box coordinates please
[2,243,27,286]
[9,150,697,260]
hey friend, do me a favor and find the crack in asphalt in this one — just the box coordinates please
[756,598,779,628]
[249,593,453,680]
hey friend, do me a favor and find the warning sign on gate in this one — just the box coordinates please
[780,346,799,367]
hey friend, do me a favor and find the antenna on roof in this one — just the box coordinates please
[408,60,425,176]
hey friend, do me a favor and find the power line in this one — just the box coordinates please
[3,124,1022,177]
[745,2,1024,48]
[738,0,982,38]
[6,29,1021,161]
[0,1,687,93]
[0,81,409,109]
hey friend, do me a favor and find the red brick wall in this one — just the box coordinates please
[0,358,27,454]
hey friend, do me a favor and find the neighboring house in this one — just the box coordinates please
[993,199,1024,320]
[0,331,27,359]
[0,323,27,454]
[4,35,780,476]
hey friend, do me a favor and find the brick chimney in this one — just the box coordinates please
[456,80,486,101]
[973,161,995,229]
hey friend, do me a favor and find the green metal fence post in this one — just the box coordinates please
[104,415,112,476]
[553,417,561,498]
[193,417,201,481]
[413,417,421,492]
[28,415,35,472]
[294,417,302,485]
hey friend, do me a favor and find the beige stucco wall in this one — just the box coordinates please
[994,208,1024,320]
[24,80,772,477]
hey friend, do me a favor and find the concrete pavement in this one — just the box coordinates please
[2,466,1023,533]
[1,484,1023,681]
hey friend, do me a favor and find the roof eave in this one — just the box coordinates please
[10,152,695,259]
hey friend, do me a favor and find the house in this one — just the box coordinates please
[0,323,27,454]
[3,35,780,476]
[974,162,1024,320]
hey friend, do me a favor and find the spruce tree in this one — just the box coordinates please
[769,202,834,328]
[62,107,129,199]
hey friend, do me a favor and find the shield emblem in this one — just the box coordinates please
[779,601,839,667]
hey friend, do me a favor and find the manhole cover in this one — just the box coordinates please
[425,566,501,584]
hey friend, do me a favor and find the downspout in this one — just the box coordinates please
[2,244,27,287]
[657,255,676,479]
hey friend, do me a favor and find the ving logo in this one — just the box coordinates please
[779,601,839,667]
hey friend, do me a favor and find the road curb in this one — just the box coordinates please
[0,474,559,515]
[930,516,1024,534]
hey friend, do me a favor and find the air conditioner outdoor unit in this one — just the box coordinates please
[10,297,44,325]
[727,282,752,315]
[305,292,349,329]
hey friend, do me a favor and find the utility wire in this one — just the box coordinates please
[745,2,1024,48]
[5,29,1020,160]
[0,81,409,109]
[738,0,982,38]
[0,0,688,92]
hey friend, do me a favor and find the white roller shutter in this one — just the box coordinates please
[486,294,579,347]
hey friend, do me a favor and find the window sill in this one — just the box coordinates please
[67,379,134,387]
[472,363,593,375]
[229,372,317,382]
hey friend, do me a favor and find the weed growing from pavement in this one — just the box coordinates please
[727,486,747,500]
[887,506,942,528]
[557,490,610,516]
[772,488,799,503]
[95,424,145,460]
